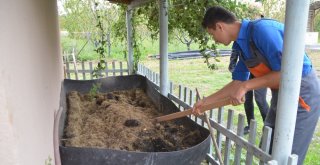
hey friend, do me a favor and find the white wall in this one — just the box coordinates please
[0,0,63,164]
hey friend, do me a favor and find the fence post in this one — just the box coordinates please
[224,109,234,165]
[234,114,245,165]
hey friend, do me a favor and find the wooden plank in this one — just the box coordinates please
[183,87,188,114]
[156,73,160,85]
[189,90,194,119]
[246,120,257,165]
[183,87,188,106]
[288,154,298,165]
[259,126,272,165]
[168,94,191,109]
[66,62,71,79]
[71,48,79,80]
[144,66,147,76]
[81,62,86,80]
[216,107,223,160]
[112,61,116,76]
[141,64,145,76]
[149,69,152,80]
[234,114,245,165]
[201,114,205,126]
[150,70,153,82]
[152,72,156,83]
[204,117,272,162]
[189,89,194,106]
[169,81,173,94]
[146,68,149,79]
[224,109,234,165]
[105,62,109,77]
[178,85,183,110]
[120,61,123,76]
[63,65,67,79]
[89,62,93,79]
[267,160,277,165]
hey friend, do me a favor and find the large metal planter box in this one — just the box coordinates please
[56,75,210,165]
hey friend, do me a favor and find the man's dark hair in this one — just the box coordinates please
[202,6,237,29]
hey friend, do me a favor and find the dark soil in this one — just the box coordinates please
[63,89,204,152]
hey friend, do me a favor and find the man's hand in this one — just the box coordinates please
[230,82,247,105]
[192,99,206,116]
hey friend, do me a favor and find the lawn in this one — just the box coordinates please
[140,50,320,165]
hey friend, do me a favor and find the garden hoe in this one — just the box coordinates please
[195,89,224,165]
[154,97,230,122]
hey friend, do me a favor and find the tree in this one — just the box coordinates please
[315,10,320,32]
[115,0,257,70]
[174,29,193,51]
[314,10,320,42]
[261,0,286,22]
[60,0,259,71]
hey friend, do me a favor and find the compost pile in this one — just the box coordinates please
[63,89,204,152]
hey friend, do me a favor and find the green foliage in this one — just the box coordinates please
[45,156,52,165]
[60,0,258,71]
[61,37,100,62]
[89,83,101,100]
[60,0,123,75]
[61,0,98,35]
[111,0,256,71]
[91,1,116,77]
[261,0,286,22]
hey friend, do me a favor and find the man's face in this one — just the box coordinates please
[207,23,231,46]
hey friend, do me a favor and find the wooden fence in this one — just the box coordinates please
[64,61,129,79]
[64,61,299,165]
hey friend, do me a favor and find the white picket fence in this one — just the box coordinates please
[64,61,129,80]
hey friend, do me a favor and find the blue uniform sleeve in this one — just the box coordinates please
[231,43,250,81]
[253,23,283,71]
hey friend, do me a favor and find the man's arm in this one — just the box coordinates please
[192,71,280,115]
[192,80,242,115]
[230,71,280,105]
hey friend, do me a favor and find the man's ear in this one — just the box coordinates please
[216,22,223,31]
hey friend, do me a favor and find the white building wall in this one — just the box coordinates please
[0,0,63,164]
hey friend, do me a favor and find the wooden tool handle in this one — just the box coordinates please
[154,98,230,122]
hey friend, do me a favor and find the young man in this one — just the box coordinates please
[193,6,320,165]
[229,44,269,135]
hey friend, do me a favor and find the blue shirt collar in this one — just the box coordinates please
[237,20,250,41]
